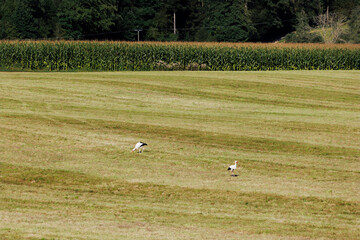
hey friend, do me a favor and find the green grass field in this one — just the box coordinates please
[0,71,359,239]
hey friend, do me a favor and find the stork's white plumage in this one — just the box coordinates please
[227,161,238,176]
[132,141,147,153]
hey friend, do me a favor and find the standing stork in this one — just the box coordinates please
[227,161,238,176]
[132,142,147,153]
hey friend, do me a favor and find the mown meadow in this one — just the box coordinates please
[0,71,359,239]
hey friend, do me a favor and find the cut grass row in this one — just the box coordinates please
[0,71,359,239]
[1,162,359,239]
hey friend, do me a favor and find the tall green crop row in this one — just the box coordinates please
[0,41,359,71]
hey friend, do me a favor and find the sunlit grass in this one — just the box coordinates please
[0,71,359,239]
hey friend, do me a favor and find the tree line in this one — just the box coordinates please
[0,0,359,43]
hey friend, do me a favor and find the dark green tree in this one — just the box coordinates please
[202,0,254,42]
[348,6,360,43]
[0,0,359,42]
[57,0,117,39]
[249,0,298,41]
[113,0,163,41]
[0,0,59,39]
[29,0,59,38]
[0,0,37,39]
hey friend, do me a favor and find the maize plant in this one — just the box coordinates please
[0,40,359,71]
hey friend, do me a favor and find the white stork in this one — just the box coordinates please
[227,161,238,176]
[132,142,147,153]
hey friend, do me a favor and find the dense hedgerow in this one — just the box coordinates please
[0,41,359,71]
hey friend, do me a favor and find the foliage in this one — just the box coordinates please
[0,0,359,42]
[0,0,36,39]
[57,0,117,39]
[314,12,347,43]
[201,0,254,42]
[283,11,323,43]
[348,6,360,43]
[283,31,323,43]
[0,0,59,39]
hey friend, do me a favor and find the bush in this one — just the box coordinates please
[283,31,323,43]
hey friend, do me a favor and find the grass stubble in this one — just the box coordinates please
[0,71,359,239]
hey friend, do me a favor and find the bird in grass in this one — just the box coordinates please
[227,161,238,176]
[132,142,147,153]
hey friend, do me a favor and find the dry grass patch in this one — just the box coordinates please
[1,71,359,239]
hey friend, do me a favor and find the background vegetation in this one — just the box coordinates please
[0,71,359,239]
[0,0,360,43]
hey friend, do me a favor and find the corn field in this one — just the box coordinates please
[0,40,359,71]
